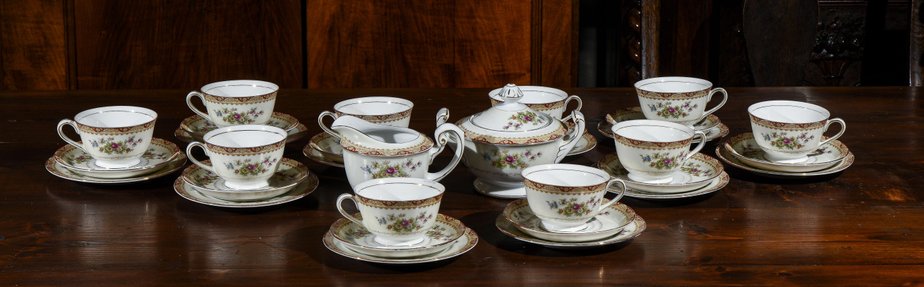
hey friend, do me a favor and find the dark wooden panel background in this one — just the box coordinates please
[0,0,69,90]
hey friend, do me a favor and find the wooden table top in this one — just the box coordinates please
[1,87,922,286]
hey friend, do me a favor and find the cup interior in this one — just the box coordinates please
[202,80,278,97]
[749,101,829,123]
[204,126,286,148]
[490,86,566,104]
[635,77,711,93]
[75,106,156,128]
[523,165,609,187]
[336,97,413,116]
[355,179,443,202]
[613,120,692,142]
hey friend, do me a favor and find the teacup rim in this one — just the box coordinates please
[334,96,414,116]
[202,124,288,149]
[74,106,158,129]
[522,164,611,189]
[634,76,713,92]
[353,177,445,203]
[612,119,695,144]
[201,79,279,98]
[747,100,830,124]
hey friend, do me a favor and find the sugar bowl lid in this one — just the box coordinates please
[459,84,566,145]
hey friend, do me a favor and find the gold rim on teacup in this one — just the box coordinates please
[336,178,445,246]
[56,106,158,169]
[186,80,279,127]
[521,164,628,232]
[747,100,846,163]
[611,120,707,183]
[634,76,728,126]
[185,124,288,190]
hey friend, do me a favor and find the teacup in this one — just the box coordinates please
[186,125,287,190]
[186,80,278,127]
[318,96,414,138]
[488,86,582,121]
[336,178,444,246]
[748,100,846,163]
[635,76,728,127]
[56,106,157,169]
[611,120,706,183]
[522,164,627,232]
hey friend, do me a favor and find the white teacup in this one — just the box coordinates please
[488,86,582,121]
[523,164,627,232]
[336,178,444,246]
[186,80,278,127]
[56,106,157,169]
[612,120,706,183]
[186,125,287,190]
[748,100,846,163]
[318,96,414,138]
[635,76,728,127]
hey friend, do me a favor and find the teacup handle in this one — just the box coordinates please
[185,141,214,173]
[818,118,846,147]
[561,95,583,122]
[597,179,627,212]
[317,111,340,140]
[682,131,708,162]
[335,194,364,226]
[185,91,211,121]
[56,119,86,152]
[435,107,450,126]
[555,111,586,162]
[426,121,465,182]
[697,87,728,123]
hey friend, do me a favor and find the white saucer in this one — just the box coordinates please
[174,112,308,144]
[323,225,478,264]
[596,153,723,193]
[330,214,467,258]
[181,158,309,202]
[473,179,526,199]
[302,132,344,167]
[716,144,854,178]
[566,131,597,156]
[53,138,182,179]
[173,171,318,208]
[496,208,646,249]
[620,172,729,200]
[597,107,728,143]
[502,199,635,242]
[724,133,849,173]
[46,154,187,184]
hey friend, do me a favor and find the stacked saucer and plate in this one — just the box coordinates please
[48,106,188,184]
[716,100,853,177]
[495,164,646,249]
[173,80,318,208]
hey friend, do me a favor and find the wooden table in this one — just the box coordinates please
[1,87,922,286]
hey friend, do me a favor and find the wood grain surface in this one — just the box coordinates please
[0,0,68,90]
[0,87,922,285]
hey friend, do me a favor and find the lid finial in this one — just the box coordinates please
[499,83,524,104]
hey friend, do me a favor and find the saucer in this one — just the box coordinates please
[323,225,478,264]
[566,131,597,156]
[716,144,855,178]
[502,199,635,242]
[596,153,723,193]
[330,214,466,258]
[496,207,646,249]
[53,138,182,179]
[473,179,526,199]
[723,133,849,173]
[619,172,729,200]
[46,154,187,184]
[174,112,308,144]
[181,158,309,202]
[302,132,344,167]
[173,171,318,208]
[597,107,727,143]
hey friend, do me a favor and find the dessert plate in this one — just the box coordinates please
[724,133,849,173]
[502,199,635,242]
[566,131,597,156]
[174,112,308,144]
[53,138,182,179]
[330,214,466,258]
[596,153,723,193]
[323,226,478,264]
[473,179,526,199]
[46,154,186,184]
[302,132,344,167]
[597,107,728,143]
[173,172,318,208]
[715,144,854,178]
[619,172,729,200]
[496,209,646,249]
[181,158,309,202]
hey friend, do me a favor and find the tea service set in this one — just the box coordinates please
[45,76,853,263]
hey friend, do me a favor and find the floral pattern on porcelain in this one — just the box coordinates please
[91,136,144,155]
[64,154,93,165]
[361,159,423,178]
[762,132,815,150]
[425,225,454,241]
[503,111,545,130]
[224,157,278,176]
[343,227,372,240]
[680,162,713,177]
[216,107,265,125]
[487,149,543,169]
[546,198,599,217]
[641,152,685,170]
[377,213,434,233]
[647,101,698,119]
